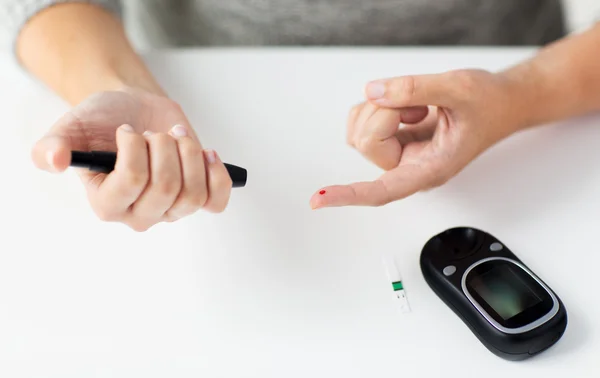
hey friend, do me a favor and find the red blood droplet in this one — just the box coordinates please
[319,190,326,195]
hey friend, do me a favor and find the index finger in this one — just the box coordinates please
[309,165,427,209]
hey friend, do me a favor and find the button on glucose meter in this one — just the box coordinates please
[443,265,457,276]
[490,242,503,251]
[420,227,567,361]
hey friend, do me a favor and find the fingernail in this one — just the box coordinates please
[170,124,187,138]
[120,124,134,132]
[366,81,386,100]
[46,150,55,169]
[143,131,153,137]
[205,149,217,164]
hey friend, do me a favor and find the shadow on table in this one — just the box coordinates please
[437,115,599,360]
[531,302,590,362]
[440,113,600,227]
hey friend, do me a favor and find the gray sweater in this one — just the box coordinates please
[1,0,566,53]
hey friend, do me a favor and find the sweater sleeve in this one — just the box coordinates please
[0,0,122,58]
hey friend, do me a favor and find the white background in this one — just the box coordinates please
[565,0,600,31]
[1,47,599,377]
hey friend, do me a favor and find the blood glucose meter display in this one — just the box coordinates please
[467,263,542,320]
[463,258,555,330]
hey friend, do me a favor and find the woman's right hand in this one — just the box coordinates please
[310,69,520,209]
[31,88,233,231]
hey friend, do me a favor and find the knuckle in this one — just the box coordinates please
[188,191,208,208]
[118,134,146,153]
[150,132,173,147]
[346,105,363,146]
[129,222,151,233]
[169,101,184,114]
[374,191,392,207]
[123,170,149,188]
[346,130,357,146]
[349,104,361,119]
[163,214,181,223]
[151,171,182,196]
[374,198,389,207]
[174,187,208,211]
[389,76,416,102]
[154,178,181,196]
[94,207,119,222]
[356,136,376,153]
[427,167,450,188]
[208,199,229,214]
[212,172,233,191]
[452,70,477,93]
[178,138,203,159]
[346,134,355,146]
[211,206,226,214]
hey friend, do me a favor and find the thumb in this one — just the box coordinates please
[32,112,91,173]
[31,134,74,173]
[364,72,458,109]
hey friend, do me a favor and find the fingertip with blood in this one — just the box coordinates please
[310,189,329,209]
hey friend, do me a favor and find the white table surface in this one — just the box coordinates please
[0,48,599,378]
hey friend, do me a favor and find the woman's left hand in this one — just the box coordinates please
[310,69,522,209]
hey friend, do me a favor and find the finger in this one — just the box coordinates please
[353,106,428,170]
[130,132,182,222]
[399,106,429,124]
[31,135,73,173]
[89,124,149,220]
[364,73,457,108]
[402,105,438,129]
[346,103,365,146]
[31,113,89,173]
[355,108,404,170]
[310,164,428,209]
[202,150,232,213]
[361,106,430,141]
[353,102,378,132]
[310,181,389,209]
[432,107,453,153]
[164,125,208,220]
[396,106,439,144]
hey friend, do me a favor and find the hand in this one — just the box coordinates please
[310,69,519,209]
[31,88,233,231]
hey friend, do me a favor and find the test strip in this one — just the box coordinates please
[382,255,411,313]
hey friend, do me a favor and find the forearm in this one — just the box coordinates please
[16,3,163,105]
[501,22,600,133]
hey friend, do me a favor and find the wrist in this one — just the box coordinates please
[110,58,166,96]
[495,23,600,133]
[495,62,548,135]
[62,59,165,104]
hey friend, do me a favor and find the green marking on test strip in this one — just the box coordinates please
[392,281,403,291]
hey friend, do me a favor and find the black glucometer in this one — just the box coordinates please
[420,227,567,360]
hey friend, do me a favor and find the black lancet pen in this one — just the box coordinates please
[70,151,247,188]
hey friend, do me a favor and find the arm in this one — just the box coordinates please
[16,2,164,104]
[502,22,600,133]
[14,2,232,231]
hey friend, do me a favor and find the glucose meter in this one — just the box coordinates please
[420,227,567,360]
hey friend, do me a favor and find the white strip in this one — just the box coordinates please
[382,255,411,314]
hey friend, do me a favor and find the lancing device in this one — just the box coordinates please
[70,150,247,188]
[382,255,411,314]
